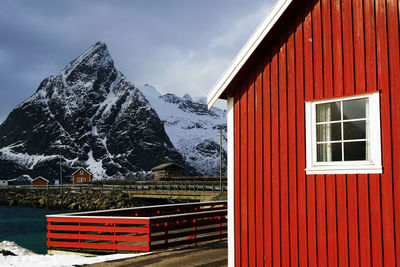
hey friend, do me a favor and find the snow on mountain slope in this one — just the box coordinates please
[0,42,188,181]
[138,84,227,176]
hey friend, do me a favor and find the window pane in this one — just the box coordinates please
[344,141,368,161]
[317,143,342,162]
[316,102,341,122]
[343,98,367,120]
[343,120,367,140]
[317,123,342,141]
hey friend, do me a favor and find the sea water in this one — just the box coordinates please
[0,206,68,254]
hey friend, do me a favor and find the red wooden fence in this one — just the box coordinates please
[46,201,227,253]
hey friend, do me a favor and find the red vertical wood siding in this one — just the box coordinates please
[231,0,400,266]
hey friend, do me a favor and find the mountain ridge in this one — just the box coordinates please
[0,42,226,182]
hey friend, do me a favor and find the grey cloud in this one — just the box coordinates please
[0,0,272,123]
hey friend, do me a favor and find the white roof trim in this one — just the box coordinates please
[72,167,93,176]
[207,0,294,108]
[32,176,50,183]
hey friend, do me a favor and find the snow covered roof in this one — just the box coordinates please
[31,176,49,183]
[207,0,294,108]
[72,167,93,176]
[151,162,184,172]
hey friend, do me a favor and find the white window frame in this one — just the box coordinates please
[305,92,382,174]
[77,177,86,182]
[80,170,84,175]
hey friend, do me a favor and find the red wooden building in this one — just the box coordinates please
[31,176,49,187]
[208,0,400,266]
[72,168,93,185]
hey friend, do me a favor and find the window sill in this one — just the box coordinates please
[306,166,382,175]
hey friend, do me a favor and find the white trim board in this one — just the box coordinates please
[227,97,235,267]
[207,0,293,108]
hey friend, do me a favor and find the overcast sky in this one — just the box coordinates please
[0,0,274,123]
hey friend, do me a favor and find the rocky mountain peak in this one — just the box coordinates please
[0,42,192,181]
[59,41,116,90]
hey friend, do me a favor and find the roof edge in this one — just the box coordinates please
[32,176,50,183]
[207,0,293,108]
[71,167,93,176]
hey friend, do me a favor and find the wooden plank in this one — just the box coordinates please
[247,69,256,267]
[150,234,227,250]
[386,0,400,265]
[263,61,273,267]
[353,1,372,266]
[234,83,242,267]
[341,0,360,265]
[150,226,227,241]
[363,1,383,265]
[375,0,396,265]
[363,0,377,94]
[47,216,148,225]
[255,61,264,267]
[47,233,148,243]
[369,174,384,266]
[321,0,334,98]
[150,218,227,232]
[48,225,149,234]
[304,1,318,265]
[47,241,149,252]
[353,0,366,94]
[321,0,338,265]
[336,174,349,267]
[287,23,299,267]
[346,175,360,267]
[295,11,308,267]
[278,41,290,267]
[341,0,355,94]
[316,175,328,267]
[312,1,328,266]
[331,0,344,96]
[240,78,249,267]
[357,174,372,267]
[150,210,227,223]
[326,174,338,267]
[270,50,281,267]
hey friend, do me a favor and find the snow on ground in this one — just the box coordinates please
[0,253,150,267]
[0,241,150,267]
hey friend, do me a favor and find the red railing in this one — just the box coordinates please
[46,201,227,253]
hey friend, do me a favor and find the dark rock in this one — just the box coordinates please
[0,250,17,256]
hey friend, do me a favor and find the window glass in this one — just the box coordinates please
[316,102,341,122]
[317,143,342,161]
[343,98,367,120]
[344,141,368,161]
[343,121,366,140]
[317,123,341,141]
[315,97,369,162]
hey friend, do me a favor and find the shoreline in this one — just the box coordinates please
[0,189,173,211]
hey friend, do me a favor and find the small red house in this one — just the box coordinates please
[31,176,49,187]
[208,0,400,266]
[72,168,93,185]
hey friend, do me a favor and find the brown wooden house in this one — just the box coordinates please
[152,163,183,180]
[72,168,93,185]
[31,176,49,187]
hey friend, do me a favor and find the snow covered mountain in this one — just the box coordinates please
[0,42,189,181]
[137,85,226,177]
